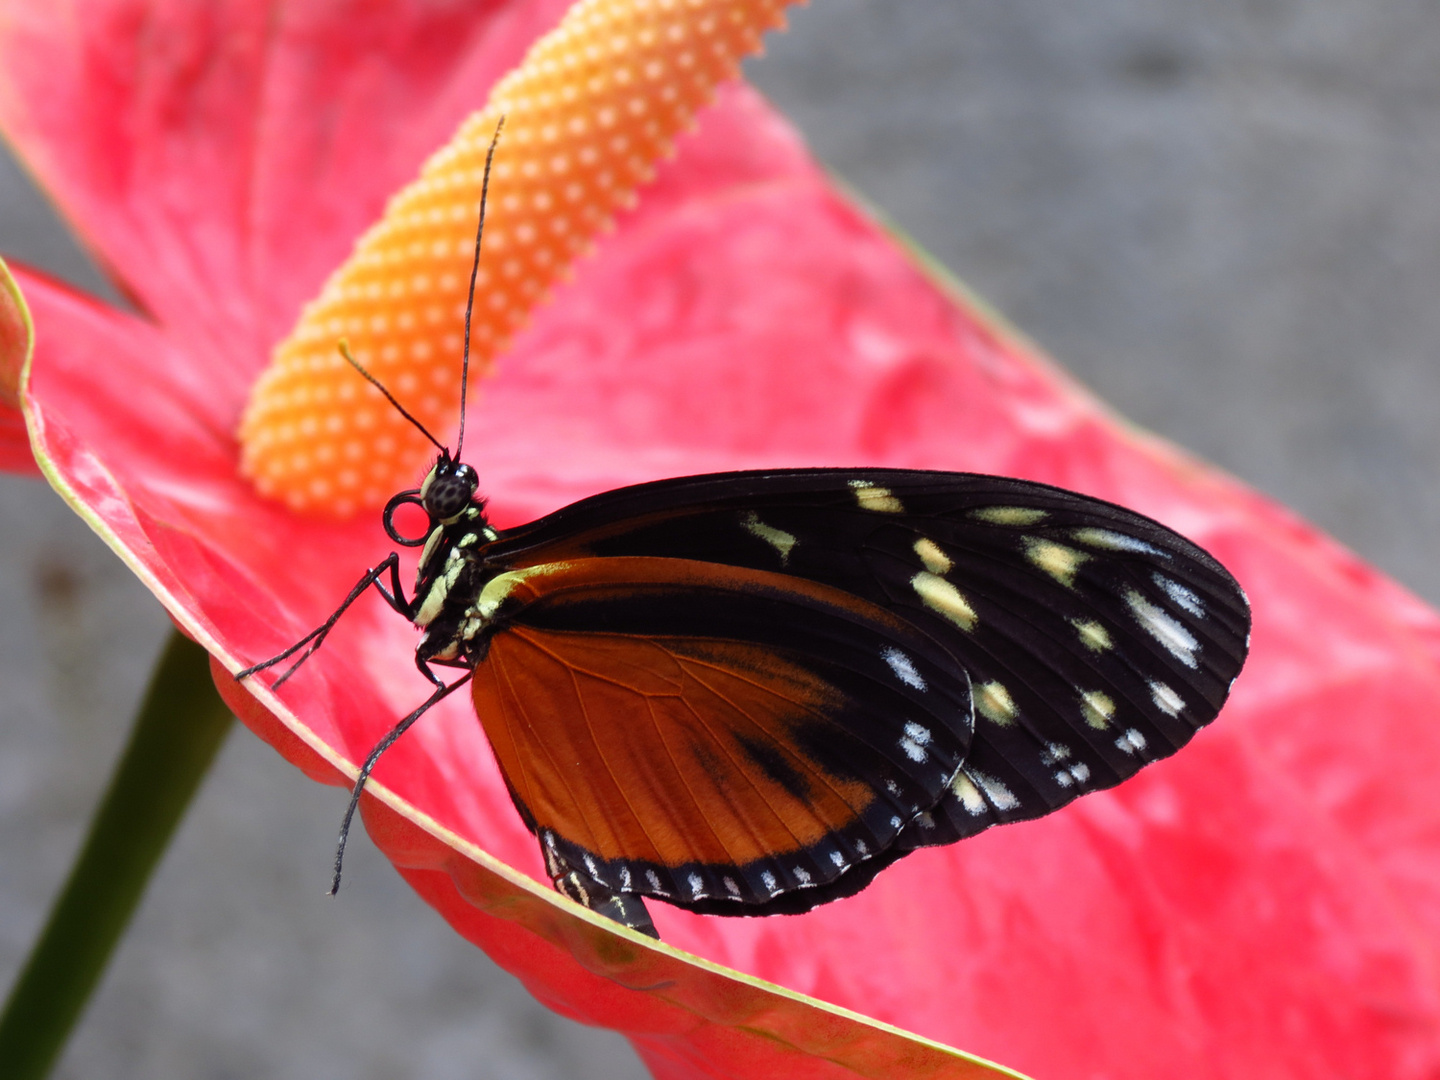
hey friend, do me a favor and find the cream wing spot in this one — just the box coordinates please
[911,571,978,631]
[1126,589,1199,668]
[971,506,1048,526]
[1072,618,1113,652]
[740,511,797,564]
[1080,689,1116,729]
[974,680,1018,725]
[849,479,904,513]
[913,537,952,574]
[1024,537,1088,587]
[950,772,988,815]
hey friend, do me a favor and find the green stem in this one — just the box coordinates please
[0,629,234,1080]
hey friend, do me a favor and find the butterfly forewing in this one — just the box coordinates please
[471,555,973,910]
[482,470,1250,867]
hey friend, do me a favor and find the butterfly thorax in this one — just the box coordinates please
[398,456,503,667]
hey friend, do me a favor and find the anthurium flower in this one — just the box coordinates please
[0,255,35,474]
[8,2,1440,1078]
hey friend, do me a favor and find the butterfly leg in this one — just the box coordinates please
[542,844,658,939]
[328,673,473,895]
[238,553,410,687]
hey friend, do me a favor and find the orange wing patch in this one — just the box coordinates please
[467,557,973,906]
[475,628,877,871]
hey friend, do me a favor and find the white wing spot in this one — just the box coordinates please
[968,769,1021,812]
[724,876,741,897]
[885,778,902,796]
[1041,742,1072,765]
[1126,589,1199,668]
[849,479,904,512]
[740,511,797,565]
[1072,618,1113,652]
[584,854,600,878]
[913,536,953,574]
[899,725,930,763]
[645,869,662,891]
[1080,689,1116,729]
[1072,527,1165,557]
[1024,537,1088,587]
[1116,728,1148,755]
[1155,572,1205,616]
[951,771,987,815]
[688,872,705,897]
[793,866,812,885]
[830,850,846,868]
[1054,762,1091,788]
[883,647,927,691]
[974,680,1018,725]
[855,839,870,855]
[761,870,778,893]
[620,868,633,889]
[891,815,903,830]
[1149,680,1185,717]
[972,506,1049,526]
[912,571,978,630]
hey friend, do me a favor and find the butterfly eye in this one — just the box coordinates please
[424,462,479,521]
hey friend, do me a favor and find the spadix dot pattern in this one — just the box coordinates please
[239,0,794,516]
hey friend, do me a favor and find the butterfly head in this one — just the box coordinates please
[382,450,486,547]
[420,452,479,522]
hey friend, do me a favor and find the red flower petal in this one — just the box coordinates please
[0,254,37,474]
[8,4,1440,1078]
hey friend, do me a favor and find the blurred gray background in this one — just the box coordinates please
[3,1,1438,1076]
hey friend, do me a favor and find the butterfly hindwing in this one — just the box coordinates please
[484,470,1250,861]
[471,555,974,911]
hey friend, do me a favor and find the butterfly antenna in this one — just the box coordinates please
[455,115,505,462]
[337,339,447,456]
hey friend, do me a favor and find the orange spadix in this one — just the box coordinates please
[239,0,797,516]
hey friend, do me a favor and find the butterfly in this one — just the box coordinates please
[239,127,1250,940]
